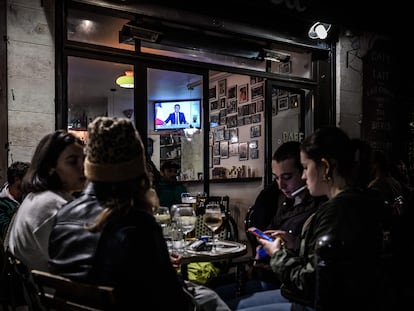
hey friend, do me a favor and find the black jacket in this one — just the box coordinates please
[48,183,190,310]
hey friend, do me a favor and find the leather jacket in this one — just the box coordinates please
[48,182,190,310]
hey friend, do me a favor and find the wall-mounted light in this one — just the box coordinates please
[116,70,134,88]
[308,22,332,40]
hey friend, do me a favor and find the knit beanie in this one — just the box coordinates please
[84,117,145,182]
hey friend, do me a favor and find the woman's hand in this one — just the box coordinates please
[264,230,299,250]
[170,252,182,270]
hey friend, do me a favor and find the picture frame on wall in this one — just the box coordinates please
[209,86,217,100]
[256,99,264,112]
[214,126,225,141]
[228,85,237,99]
[220,97,226,108]
[213,143,220,156]
[250,149,259,159]
[278,96,289,111]
[289,94,300,108]
[218,79,227,97]
[238,84,249,104]
[229,143,239,156]
[213,156,221,166]
[250,124,261,138]
[229,128,238,143]
[209,146,213,168]
[239,142,248,161]
[251,83,264,99]
[220,141,229,159]
[272,98,278,116]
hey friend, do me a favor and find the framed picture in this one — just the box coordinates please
[220,141,229,159]
[280,61,292,74]
[210,113,219,127]
[226,115,238,128]
[256,99,264,112]
[213,143,220,156]
[229,128,238,143]
[210,100,219,111]
[227,98,237,114]
[251,83,264,99]
[249,140,258,149]
[209,146,213,168]
[238,84,248,104]
[239,142,249,161]
[228,85,237,99]
[250,124,261,138]
[213,157,221,166]
[220,97,226,108]
[218,79,227,97]
[229,143,239,156]
[252,113,261,123]
[214,126,225,141]
[209,86,217,100]
[272,98,278,116]
[278,96,289,111]
[289,94,300,108]
[250,149,259,159]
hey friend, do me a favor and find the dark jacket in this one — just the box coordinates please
[48,183,190,310]
[270,188,383,310]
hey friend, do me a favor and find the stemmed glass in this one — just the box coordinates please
[153,206,171,241]
[203,203,223,253]
[173,206,197,254]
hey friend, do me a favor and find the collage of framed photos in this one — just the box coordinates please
[209,76,264,167]
[271,88,301,116]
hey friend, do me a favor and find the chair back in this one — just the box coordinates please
[31,269,116,311]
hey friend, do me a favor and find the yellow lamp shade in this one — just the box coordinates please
[116,70,134,88]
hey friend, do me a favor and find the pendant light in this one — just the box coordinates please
[116,70,134,88]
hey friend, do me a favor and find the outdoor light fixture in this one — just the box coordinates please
[116,70,134,88]
[308,22,332,40]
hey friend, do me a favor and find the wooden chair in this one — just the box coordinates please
[31,270,116,311]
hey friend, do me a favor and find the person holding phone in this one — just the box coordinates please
[216,142,326,301]
[228,127,384,311]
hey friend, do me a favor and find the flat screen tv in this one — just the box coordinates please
[154,99,201,131]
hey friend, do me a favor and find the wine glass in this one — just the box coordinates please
[203,203,223,253]
[181,192,197,208]
[154,206,171,241]
[173,206,197,254]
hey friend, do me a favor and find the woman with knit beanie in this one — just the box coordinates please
[48,117,191,309]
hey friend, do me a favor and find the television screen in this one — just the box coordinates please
[154,99,201,131]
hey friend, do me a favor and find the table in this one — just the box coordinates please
[178,240,248,291]
[180,240,247,265]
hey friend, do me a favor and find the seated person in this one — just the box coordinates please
[0,161,30,240]
[215,141,326,301]
[154,161,187,208]
[48,117,190,309]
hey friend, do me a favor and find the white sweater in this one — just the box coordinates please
[7,190,73,271]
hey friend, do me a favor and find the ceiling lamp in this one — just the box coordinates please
[116,70,134,88]
[308,22,332,40]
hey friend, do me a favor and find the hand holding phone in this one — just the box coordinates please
[247,227,274,242]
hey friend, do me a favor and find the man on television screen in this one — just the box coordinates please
[163,104,188,125]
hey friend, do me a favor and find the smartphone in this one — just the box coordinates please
[247,227,274,242]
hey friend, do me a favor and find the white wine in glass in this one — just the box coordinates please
[154,206,171,241]
[203,204,223,253]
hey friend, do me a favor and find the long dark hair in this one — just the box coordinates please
[22,130,83,193]
[301,126,355,185]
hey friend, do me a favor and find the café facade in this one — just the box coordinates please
[1,0,412,236]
